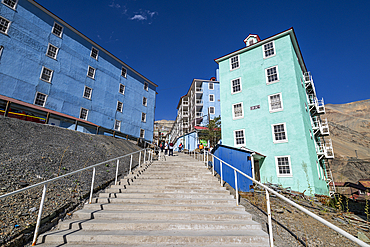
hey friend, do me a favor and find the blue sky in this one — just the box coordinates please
[36,0,370,121]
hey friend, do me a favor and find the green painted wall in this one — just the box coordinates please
[218,34,329,195]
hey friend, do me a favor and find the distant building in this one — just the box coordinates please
[0,0,157,141]
[169,77,220,150]
[154,120,175,143]
[215,28,334,196]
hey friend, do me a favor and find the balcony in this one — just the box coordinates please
[182,101,189,106]
[315,139,334,159]
[196,112,202,118]
[307,95,325,114]
[182,111,189,117]
[196,99,203,105]
[311,116,330,136]
[183,122,189,128]
[195,87,203,93]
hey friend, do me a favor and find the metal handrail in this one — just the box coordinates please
[188,151,369,247]
[0,148,150,246]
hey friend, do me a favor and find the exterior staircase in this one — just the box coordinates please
[36,153,269,246]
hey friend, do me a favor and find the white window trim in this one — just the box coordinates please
[209,94,214,102]
[0,16,11,35]
[275,155,292,177]
[121,67,127,78]
[268,92,283,113]
[34,92,47,107]
[263,40,276,59]
[209,106,215,114]
[119,83,125,95]
[114,120,121,131]
[140,129,145,138]
[2,0,18,10]
[141,112,146,122]
[232,102,244,120]
[87,66,96,79]
[83,86,92,99]
[90,47,99,60]
[265,65,280,85]
[0,45,4,58]
[229,54,240,71]
[79,107,89,120]
[231,77,242,94]
[51,22,63,38]
[209,82,214,90]
[117,101,123,112]
[46,43,59,59]
[143,97,147,106]
[233,129,245,147]
[40,66,53,83]
[271,122,288,143]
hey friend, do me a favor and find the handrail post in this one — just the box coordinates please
[207,152,209,167]
[89,167,96,204]
[115,159,119,185]
[129,155,133,173]
[138,151,141,167]
[150,150,153,163]
[266,189,274,247]
[144,149,146,164]
[220,161,223,187]
[212,155,215,176]
[234,169,239,206]
[31,183,47,246]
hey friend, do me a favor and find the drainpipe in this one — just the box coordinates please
[251,153,256,181]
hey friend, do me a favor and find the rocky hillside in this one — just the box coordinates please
[324,99,370,182]
[0,116,143,246]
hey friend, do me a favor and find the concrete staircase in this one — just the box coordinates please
[37,153,269,246]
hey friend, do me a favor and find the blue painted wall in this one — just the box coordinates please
[174,131,198,151]
[213,144,253,192]
[0,0,157,141]
[199,81,220,126]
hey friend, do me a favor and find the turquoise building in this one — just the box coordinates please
[215,28,334,196]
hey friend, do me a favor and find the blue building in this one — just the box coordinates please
[0,0,157,141]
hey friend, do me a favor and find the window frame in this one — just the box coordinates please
[0,45,4,58]
[265,65,279,85]
[40,66,53,83]
[79,107,89,120]
[140,129,145,138]
[121,67,127,78]
[117,101,123,112]
[271,122,288,143]
[144,82,149,91]
[229,55,240,71]
[263,41,275,59]
[141,112,146,122]
[46,43,59,59]
[87,66,96,79]
[231,77,242,94]
[0,16,11,35]
[209,82,214,90]
[268,92,283,113]
[2,0,18,10]
[34,92,47,107]
[275,155,292,177]
[119,83,125,95]
[209,106,215,115]
[209,94,214,102]
[90,47,99,60]
[114,120,121,131]
[142,97,147,106]
[234,129,245,147]
[83,86,92,100]
[232,102,244,120]
[51,22,63,38]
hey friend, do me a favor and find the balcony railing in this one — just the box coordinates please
[307,95,325,114]
[316,139,334,159]
[182,101,189,106]
[195,87,203,93]
[311,116,330,136]
[196,99,203,105]
[182,111,189,117]
[196,112,202,117]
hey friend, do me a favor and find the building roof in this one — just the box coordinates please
[358,180,370,188]
[214,27,308,74]
[30,0,157,88]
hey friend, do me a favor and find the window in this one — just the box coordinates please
[79,108,88,120]
[249,40,254,46]
[140,129,145,138]
[0,45,3,58]
[209,106,215,114]
[272,123,288,143]
[142,97,147,106]
[87,66,95,79]
[234,129,245,147]
[46,44,59,59]
[2,0,17,10]
[209,94,214,102]
[40,67,53,82]
[263,41,275,58]
[144,82,148,91]
[268,93,283,112]
[265,66,279,84]
[232,102,244,119]
[34,92,47,107]
[0,16,10,34]
[121,67,127,78]
[83,86,92,99]
[90,47,98,60]
[231,78,241,94]
[230,55,240,70]
[119,84,125,94]
[117,101,123,112]
[114,120,121,131]
[275,156,292,177]
[209,82,214,90]
[141,112,146,122]
[52,22,63,38]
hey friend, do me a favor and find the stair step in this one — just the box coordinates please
[98,192,234,199]
[105,188,230,194]
[96,197,237,205]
